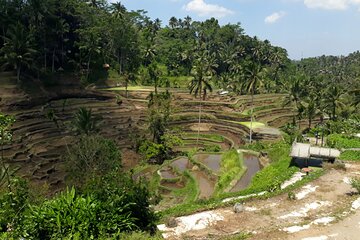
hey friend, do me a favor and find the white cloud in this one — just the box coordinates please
[184,0,234,18]
[304,0,360,10]
[264,11,286,24]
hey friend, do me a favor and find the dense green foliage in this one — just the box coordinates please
[0,175,157,239]
[327,134,360,149]
[65,135,122,187]
[339,151,360,161]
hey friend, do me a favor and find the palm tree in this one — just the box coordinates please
[242,63,266,143]
[169,17,178,29]
[304,96,317,129]
[148,62,161,94]
[73,108,98,135]
[282,74,308,129]
[189,42,217,147]
[323,84,344,120]
[0,23,36,83]
[111,2,127,19]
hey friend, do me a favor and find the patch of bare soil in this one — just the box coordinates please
[190,123,213,132]
[160,163,360,240]
[121,148,141,170]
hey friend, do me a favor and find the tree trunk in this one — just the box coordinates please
[155,78,158,94]
[118,50,122,74]
[16,65,21,84]
[125,79,128,98]
[249,86,254,144]
[86,53,91,81]
[197,88,202,148]
[44,32,47,71]
[52,48,56,73]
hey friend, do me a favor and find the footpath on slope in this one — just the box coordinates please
[158,162,360,240]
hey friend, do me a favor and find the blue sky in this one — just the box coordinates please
[112,0,360,60]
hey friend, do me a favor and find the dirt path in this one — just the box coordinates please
[158,163,360,240]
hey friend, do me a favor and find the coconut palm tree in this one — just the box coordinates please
[111,2,127,19]
[189,41,217,146]
[0,22,36,83]
[73,108,99,135]
[242,62,266,143]
[282,74,308,129]
[323,84,344,120]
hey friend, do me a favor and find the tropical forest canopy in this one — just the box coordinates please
[1,0,359,122]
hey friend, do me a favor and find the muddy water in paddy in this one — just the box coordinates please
[160,169,178,179]
[171,157,190,173]
[194,154,222,174]
[192,170,215,199]
[231,154,261,192]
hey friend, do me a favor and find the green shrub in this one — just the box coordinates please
[339,151,360,161]
[84,173,158,233]
[204,144,221,152]
[20,188,111,239]
[0,178,29,233]
[327,134,360,149]
[14,175,158,239]
[65,135,122,187]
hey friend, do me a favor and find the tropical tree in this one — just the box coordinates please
[73,108,99,135]
[241,62,266,143]
[0,23,36,83]
[189,40,217,146]
[304,96,317,129]
[148,62,161,94]
[323,84,344,120]
[282,74,309,129]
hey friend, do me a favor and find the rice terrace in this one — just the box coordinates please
[0,0,360,239]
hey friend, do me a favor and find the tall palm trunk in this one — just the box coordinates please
[197,88,202,148]
[86,53,92,81]
[52,48,56,73]
[125,78,129,98]
[16,65,21,84]
[249,85,254,144]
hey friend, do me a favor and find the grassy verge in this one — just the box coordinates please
[327,134,360,149]
[340,150,360,161]
[214,150,245,195]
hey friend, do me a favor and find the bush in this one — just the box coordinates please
[327,134,360,149]
[339,151,360,161]
[84,173,158,233]
[12,175,158,239]
[65,135,122,188]
[0,178,29,233]
[204,144,221,152]
[20,188,118,239]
